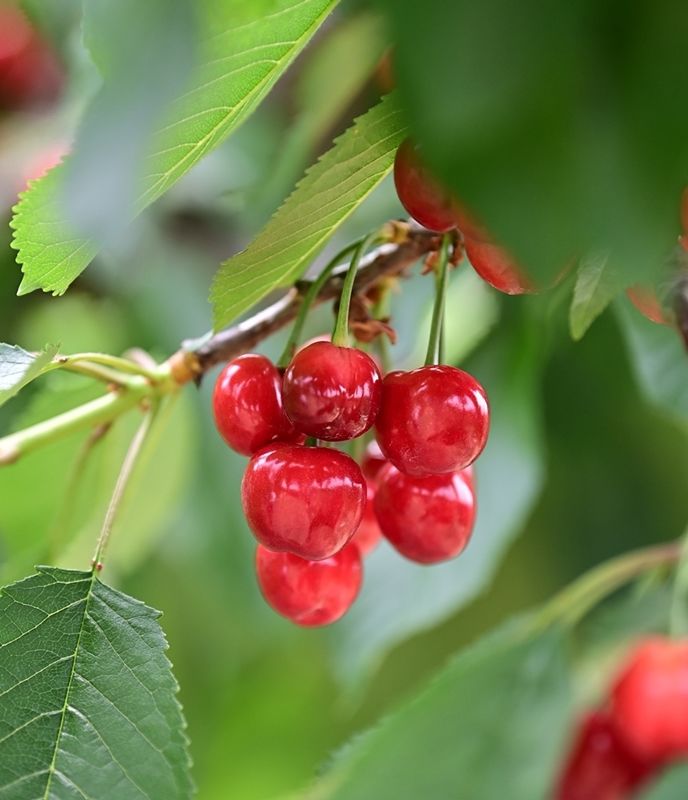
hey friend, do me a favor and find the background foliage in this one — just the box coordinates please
[1,0,688,798]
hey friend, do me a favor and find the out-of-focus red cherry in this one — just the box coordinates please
[464,237,534,295]
[351,481,382,556]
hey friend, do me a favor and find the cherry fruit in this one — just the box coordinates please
[213,354,299,456]
[375,365,489,476]
[373,464,475,564]
[282,341,382,441]
[361,439,387,483]
[611,637,688,762]
[626,285,666,325]
[555,711,655,800]
[394,138,456,233]
[351,481,382,555]
[464,237,533,295]
[256,543,362,626]
[241,444,366,561]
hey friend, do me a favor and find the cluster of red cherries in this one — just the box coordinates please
[212,339,489,626]
[555,636,688,799]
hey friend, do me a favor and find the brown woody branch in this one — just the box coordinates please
[166,225,441,384]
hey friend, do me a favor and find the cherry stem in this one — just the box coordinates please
[277,241,363,368]
[91,401,159,570]
[424,233,451,366]
[332,233,380,348]
[670,526,688,637]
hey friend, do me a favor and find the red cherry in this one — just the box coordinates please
[626,285,666,325]
[351,481,382,556]
[464,237,533,295]
[611,637,688,762]
[394,139,457,233]
[373,464,475,564]
[255,543,362,626]
[212,354,300,456]
[241,444,366,560]
[375,365,489,476]
[361,439,387,483]
[282,341,382,441]
[555,711,657,800]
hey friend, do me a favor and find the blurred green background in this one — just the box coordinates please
[1,2,688,798]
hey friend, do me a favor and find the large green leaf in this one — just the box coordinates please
[312,620,570,800]
[12,0,338,296]
[0,567,191,799]
[380,0,688,288]
[211,92,407,330]
[0,344,57,408]
[335,304,545,681]
[569,254,623,340]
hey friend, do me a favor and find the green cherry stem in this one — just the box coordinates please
[277,241,363,368]
[91,400,159,570]
[424,233,451,366]
[331,233,381,348]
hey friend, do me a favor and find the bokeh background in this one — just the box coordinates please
[1,2,688,798]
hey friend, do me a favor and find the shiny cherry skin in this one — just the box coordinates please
[282,341,382,441]
[611,637,688,762]
[351,481,382,555]
[626,285,666,325]
[241,445,366,560]
[213,354,300,456]
[555,711,656,800]
[375,365,489,476]
[464,237,533,295]
[255,543,362,626]
[373,464,475,564]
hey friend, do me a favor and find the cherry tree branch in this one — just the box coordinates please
[0,225,440,465]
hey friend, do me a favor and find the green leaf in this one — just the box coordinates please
[211,92,407,330]
[616,300,688,421]
[12,0,339,296]
[314,620,571,800]
[569,254,623,340]
[381,0,688,287]
[640,765,688,800]
[0,343,58,408]
[0,566,191,799]
[335,305,545,681]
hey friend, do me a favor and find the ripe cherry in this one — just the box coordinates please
[375,365,489,476]
[626,285,666,325]
[241,444,366,560]
[256,543,362,626]
[282,341,382,441]
[555,711,656,800]
[351,481,382,555]
[212,354,300,456]
[611,637,688,762]
[464,237,533,295]
[373,464,475,564]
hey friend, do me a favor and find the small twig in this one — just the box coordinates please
[91,404,158,570]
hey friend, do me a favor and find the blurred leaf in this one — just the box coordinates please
[0,567,191,798]
[616,301,688,421]
[0,343,57,408]
[640,764,688,799]
[569,253,623,340]
[252,11,388,217]
[211,92,406,329]
[335,305,545,681]
[313,619,570,800]
[380,0,688,287]
[12,0,339,295]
